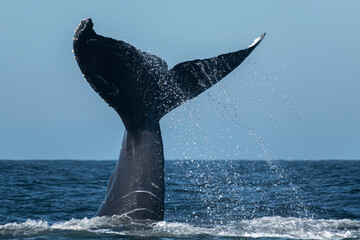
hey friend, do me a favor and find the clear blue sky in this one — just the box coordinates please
[0,1,359,160]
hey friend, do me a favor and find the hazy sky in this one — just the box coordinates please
[1,1,359,160]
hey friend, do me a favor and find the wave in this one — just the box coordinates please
[1,216,359,239]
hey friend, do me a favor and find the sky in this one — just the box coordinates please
[0,1,359,160]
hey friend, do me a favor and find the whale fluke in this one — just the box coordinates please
[163,33,265,116]
[73,18,265,221]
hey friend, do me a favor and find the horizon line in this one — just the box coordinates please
[0,158,359,161]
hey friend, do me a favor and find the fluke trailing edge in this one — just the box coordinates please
[73,18,265,221]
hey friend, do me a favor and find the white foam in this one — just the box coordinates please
[0,216,359,239]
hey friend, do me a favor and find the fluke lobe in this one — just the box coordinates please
[73,18,265,221]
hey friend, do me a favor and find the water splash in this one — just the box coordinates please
[165,58,310,220]
[209,58,315,216]
[1,216,359,239]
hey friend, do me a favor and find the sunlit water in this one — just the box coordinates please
[0,160,359,239]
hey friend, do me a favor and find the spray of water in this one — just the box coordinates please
[162,55,311,221]
[209,60,310,218]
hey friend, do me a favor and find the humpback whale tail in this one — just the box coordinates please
[73,18,265,221]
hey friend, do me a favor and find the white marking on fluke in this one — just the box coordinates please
[96,75,108,84]
[249,36,261,48]
[120,208,160,218]
[120,190,161,201]
[109,84,119,97]
[151,182,160,189]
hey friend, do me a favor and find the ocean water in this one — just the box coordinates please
[0,160,359,239]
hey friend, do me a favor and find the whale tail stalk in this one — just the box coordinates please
[73,18,265,220]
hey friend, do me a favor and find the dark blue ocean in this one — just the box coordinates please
[0,160,359,239]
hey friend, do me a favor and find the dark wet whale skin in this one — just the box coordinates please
[73,18,265,221]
